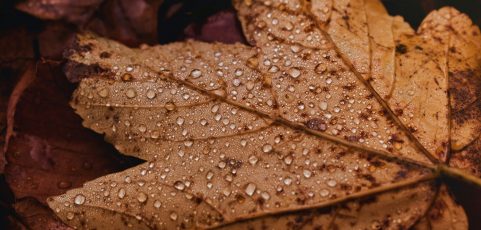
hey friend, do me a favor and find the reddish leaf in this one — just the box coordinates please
[38,23,77,60]
[4,62,142,204]
[16,0,103,24]
[184,10,246,44]
[14,198,71,230]
[84,0,163,46]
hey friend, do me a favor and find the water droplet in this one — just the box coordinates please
[184,140,193,147]
[177,150,185,157]
[261,191,270,200]
[327,179,337,187]
[235,69,244,77]
[248,155,258,165]
[190,69,202,78]
[151,131,160,139]
[232,78,241,86]
[212,89,226,97]
[118,188,126,199]
[98,88,109,98]
[303,169,312,178]
[146,89,156,99]
[246,81,255,90]
[288,68,301,78]
[320,102,328,110]
[165,102,176,111]
[174,181,185,191]
[137,192,148,203]
[268,65,279,73]
[154,200,162,209]
[284,156,293,165]
[218,161,226,169]
[66,212,75,220]
[74,194,85,205]
[176,117,184,125]
[274,136,281,144]
[262,144,273,153]
[240,139,247,147]
[125,88,137,98]
[283,177,293,185]
[206,171,214,180]
[290,45,301,53]
[138,124,147,133]
[320,189,330,197]
[245,183,256,196]
[170,212,178,221]
[126,66,134,72]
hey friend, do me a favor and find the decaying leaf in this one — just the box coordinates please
[4,63,142,204]
[48,0,481,229]
[16,0,103,24]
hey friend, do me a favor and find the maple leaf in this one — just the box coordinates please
[48,0,481,229]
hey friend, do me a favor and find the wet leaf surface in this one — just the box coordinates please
[1,0,481,229]
[46,0,481,229]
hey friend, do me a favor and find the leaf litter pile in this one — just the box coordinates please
[1,0,481,229]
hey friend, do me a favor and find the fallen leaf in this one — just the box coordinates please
[184,10,246,44]
[16,0,103,24]
[4,62,142,204]
[48,0,481,229]
[16,0,164,47]
[84,0,164,46]
[13,198,72,230]
[0,27,35,171]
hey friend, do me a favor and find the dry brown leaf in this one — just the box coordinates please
[47,0,481,229]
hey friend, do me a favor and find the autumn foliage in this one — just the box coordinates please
[1,0,481,229]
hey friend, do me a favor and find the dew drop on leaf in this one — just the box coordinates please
[97,88,109,98]
[118,188,126,199]
[262,144,273,153]
[153,200,161,209]
[303,169,312,178]
[165,102,176,111]
[327,179,337,187]
[137,192,148,203]
[170,212,178,221]
[146,89,156,99]
[248,155,258,165]
[289,68,301,78]
[190,69,202,78]
[320,189,330,197]
[66,212,75,220]
[125,88,137,98]
[245,183,256,196]
[74,194,85,205]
